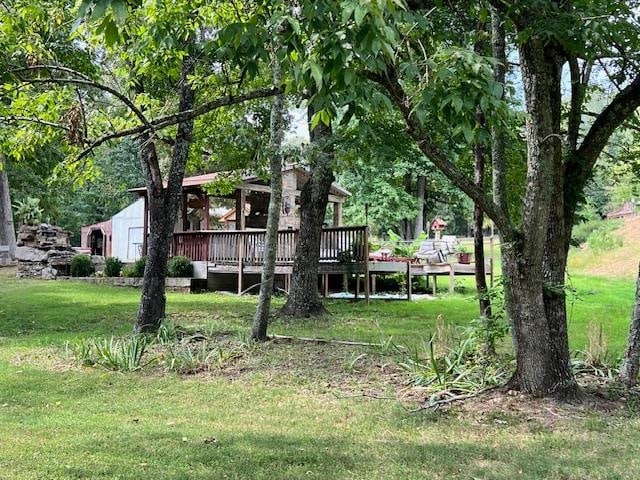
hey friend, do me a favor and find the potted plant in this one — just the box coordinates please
[457,244,472,264]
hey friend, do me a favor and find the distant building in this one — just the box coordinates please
[606,201,637,219]
[80,198,145,262]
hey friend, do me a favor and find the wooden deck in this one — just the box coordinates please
[170,227,494,299]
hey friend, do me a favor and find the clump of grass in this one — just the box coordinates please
[163,341,248,374]
[70,335,153,371]
[399,334,510,398]
[572,321,618,378]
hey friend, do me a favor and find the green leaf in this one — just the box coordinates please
[354,5,367,26]
[111,0,128,24]
[102,18,120,46]
[309,61,323,90]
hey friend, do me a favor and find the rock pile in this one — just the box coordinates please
[15,224,75,279]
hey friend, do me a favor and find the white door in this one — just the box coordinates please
[128,227,144,261]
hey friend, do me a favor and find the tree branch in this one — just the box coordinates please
[12,65,151,127]
[0,115,69,131]
[575,74,640,170]
[366,68,515,240]
[76,86,280,161]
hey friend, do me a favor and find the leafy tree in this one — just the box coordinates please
[1,0,280,332]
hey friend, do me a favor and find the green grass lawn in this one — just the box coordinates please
[1,269,639,479]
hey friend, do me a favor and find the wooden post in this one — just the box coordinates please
[371,275,377,294]
[238,188,246,230]
[364,226,370,305]
[237,234,244,295]
[142,194,149,256]
[406,262,412,301]
[432,275,437,296]
[355,274,360,299]
[181,193,189,231]
[332,202,342,226]
[448,265,455,294]
[203,194,210,230]
[323,273,329,298]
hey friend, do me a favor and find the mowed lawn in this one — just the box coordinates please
[1,268,639,479]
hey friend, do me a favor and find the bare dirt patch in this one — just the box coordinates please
[443,375,640,429]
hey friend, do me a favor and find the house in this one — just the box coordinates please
[81,198,145,262]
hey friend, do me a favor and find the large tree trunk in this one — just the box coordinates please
[414,174,426,238]
[280,108,334,317]
[252,58,285,341]
[135,55,195,333]
[619,262,640,387]
[505,38,578,398]
[0,156,16,264]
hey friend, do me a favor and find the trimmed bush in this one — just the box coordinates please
[121,264,137,278]
[70,255,93,277]
[121,256,147,277]
[104,257,123,277]
[133,256,147,277]
[167,256,193,277]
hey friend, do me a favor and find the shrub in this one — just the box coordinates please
[122,256,147,277]
[133,256,147,276]
[572,219,622,246]
[121,264,137,277]
[167,256,193,277]
[70,255,93,277]
[586,228,623,253]
[103,257,123,277]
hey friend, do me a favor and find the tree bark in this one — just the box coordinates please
[252,57,285,341]
[403,172,414,239]
[619,262,640,387]
[490,7,510,222]
[0,156,16,264]
[505,38,578,398]
[473,109,493,356]
[414,174,426,238]
[134,54,195,333]
[280,108,334,317]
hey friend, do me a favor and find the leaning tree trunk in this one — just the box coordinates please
[135,55,195,333]
[252,57,285,341]
[619,262,640,387]
[280,108,334,317]
[0,156,16,264]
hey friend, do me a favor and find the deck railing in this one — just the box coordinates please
[171,226,368,265]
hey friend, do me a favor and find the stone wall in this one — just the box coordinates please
[15,224,76,279]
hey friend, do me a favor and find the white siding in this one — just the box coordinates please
[112,198,145,262]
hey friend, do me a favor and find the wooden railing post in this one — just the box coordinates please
[364,226,370,305]
[237,233,244,295]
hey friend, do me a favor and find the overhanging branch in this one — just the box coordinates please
[76,86,280,161]
[366,68,515,239]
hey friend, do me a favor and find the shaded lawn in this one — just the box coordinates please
[2,362,640,480]
[1,272,640,479]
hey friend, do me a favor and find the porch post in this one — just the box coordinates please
[203,194,210,230]
[236,188,246,230]
[181,193,189,231]
[142,194,149,256]
[332,202,342,227]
